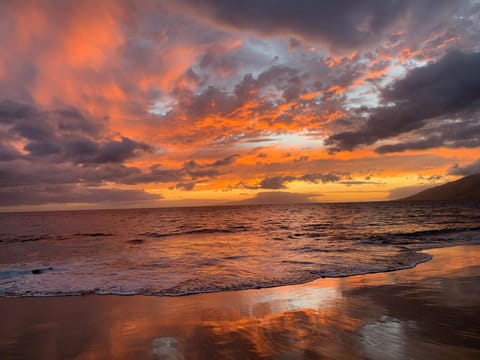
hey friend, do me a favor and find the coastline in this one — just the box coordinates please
[1,245,479,359]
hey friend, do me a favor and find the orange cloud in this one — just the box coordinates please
[0,1,477,210]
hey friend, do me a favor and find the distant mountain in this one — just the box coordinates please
[401,174,480,201]
[226,191,319,205]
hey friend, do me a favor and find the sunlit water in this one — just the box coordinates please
[0,201,479,297]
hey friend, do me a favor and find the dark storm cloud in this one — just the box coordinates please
[12,121,52,141]
[0,100,36,124]
[326,51,480,152]
[375,137,443,154]
[24,140,62,156]
[0,143,21,161]
[55,107,102,135]
[0,161,134,188]
[449,158,480,176]
[72,137,151,164]
[181,0,464,51]
[0,100,102,136]
[0,100,150,163]
[0,185,161,206]
[22,136,151,162]
[0,155,225,206]
[375,122,480,154]
[375,108,480,154]
[0,100,174,206]
[0,150,238,207]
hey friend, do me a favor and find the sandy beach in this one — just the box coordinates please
[0,245,479,359]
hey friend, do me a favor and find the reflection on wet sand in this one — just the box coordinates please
[0,246,479,359]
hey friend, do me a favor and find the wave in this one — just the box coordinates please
[0,234,53,243]
[141,227,244,239]
[292,246,355,253]
[392,226,480,238]
[0,232,115,243]
[126,239,145,245]
[74,233,114,237]
[0,248,434,298]
[361,226,480,246]
[1,202,479,298]
[0,267,54,280]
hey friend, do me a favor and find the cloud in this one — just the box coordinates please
[0,100,236,206]
[374,118,480,154]
[298,172,344,184]
[449,158,480,176]
[0,113,243,205]
[0,185,161,206]
[326,51,480,152]
[254,172,349,189]
[151,64,321,146]
[259,176,296,189]
[67,137,152,164]
[0,1,478,209]
[27,136,152,164]
[0,100,150,164]
[174,181,196,191]
[211,154,239,166]
[180,0,466,52]
[1,100,101,139]
[0,142,22,161]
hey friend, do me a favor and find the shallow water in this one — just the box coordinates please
[0,246,479,359]
[0,201,479,296]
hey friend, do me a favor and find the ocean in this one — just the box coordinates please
[1,201,479,297]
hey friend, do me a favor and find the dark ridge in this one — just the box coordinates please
[0,235,53,243]
[141,228,235,239]
[21,236,49,242]
[227,225,250,231]
[293,246,353,253]
[281,260,316,265]
[127,239,145,244]
[74,233,114,237]
[140,232,171,238]
[31,267,53,275]
[393,226,480,238]
[223,255,248,260]
[401,174,480,201]
[184,228,234,235]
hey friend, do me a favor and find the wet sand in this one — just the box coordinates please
[0,245,479,359]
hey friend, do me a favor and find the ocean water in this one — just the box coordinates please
[0,201,479,297]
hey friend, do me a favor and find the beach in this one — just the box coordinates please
[0,245,479,359]
[1,1,480,359]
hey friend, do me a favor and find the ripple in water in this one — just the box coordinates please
[0,201,479,297]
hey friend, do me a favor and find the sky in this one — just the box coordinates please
[1,0,480,211]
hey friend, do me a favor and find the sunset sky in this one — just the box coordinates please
[1,0,480,210]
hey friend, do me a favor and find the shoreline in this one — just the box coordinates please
[1,244,479,359]
[4,242,479,299]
